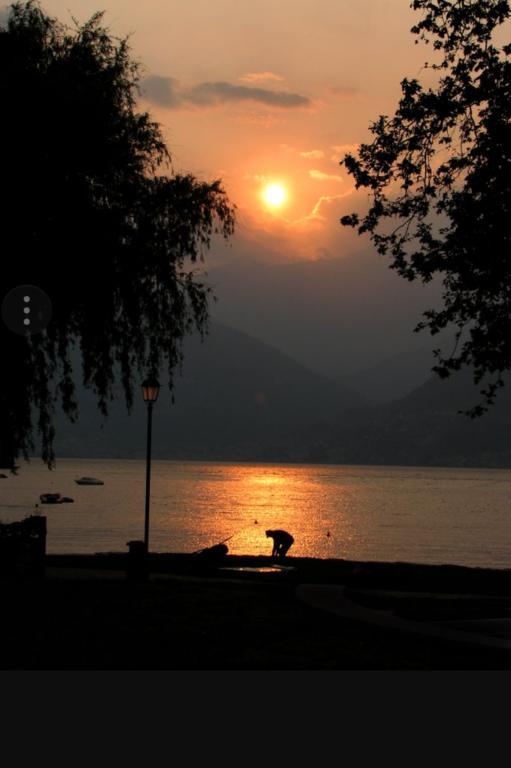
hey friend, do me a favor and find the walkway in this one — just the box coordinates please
[296,584,511,652]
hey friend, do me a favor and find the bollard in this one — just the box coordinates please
[126,539,148,582]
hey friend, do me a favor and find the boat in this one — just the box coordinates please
[40,493,61,504]
[75,476,104,485]
[39,493,74,504]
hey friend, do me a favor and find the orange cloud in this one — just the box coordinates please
[299,149,325,160]
[275,192,354,229]
[309,169,343,183]
[239,72,285,83]
[244,173,270,183]
[309,191,353,219]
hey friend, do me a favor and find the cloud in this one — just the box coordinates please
[185,81,310,108]
[243,173,269,184]
[310,192,353,219]
[309,170,343,183]
[141,75,182,107]
[239,72,285,83]
[289,191,355,234]
[141,75,310,109]
[299,150,325,160]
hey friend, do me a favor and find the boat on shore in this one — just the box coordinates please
[75,477,104,486]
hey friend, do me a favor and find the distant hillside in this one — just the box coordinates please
[343,346,438,405]
[52,326,511,468]
[298,370,511,468]
[207,249,450,387]
[53,323,363,461]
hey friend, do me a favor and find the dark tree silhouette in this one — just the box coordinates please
[341,0,511,414]
[0,2,235,468]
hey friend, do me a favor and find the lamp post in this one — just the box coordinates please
[142,376,160,552]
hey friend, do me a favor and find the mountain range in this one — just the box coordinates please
[53,324,362,461]
[207,248,452,402]
[52,322,511,468]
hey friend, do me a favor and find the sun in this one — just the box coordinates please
[262,182,287,209]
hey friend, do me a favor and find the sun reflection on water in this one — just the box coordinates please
[170,464,357,558]
[10,460,511,567]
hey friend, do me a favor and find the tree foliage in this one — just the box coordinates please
[341,0,511,415]
[0,1,235,467]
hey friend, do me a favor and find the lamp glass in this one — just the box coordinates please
[142,377,160,403]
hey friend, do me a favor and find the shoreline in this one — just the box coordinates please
[29,456,511,471]
[3,552,511,669]
[44,552,511,595]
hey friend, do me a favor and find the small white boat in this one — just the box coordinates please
[75,476,104,486]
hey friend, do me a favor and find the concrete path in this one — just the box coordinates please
[296,584,511,652]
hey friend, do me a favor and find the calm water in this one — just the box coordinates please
[1,459,511,568]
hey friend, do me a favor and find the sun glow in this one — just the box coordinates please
[262,182,287,209]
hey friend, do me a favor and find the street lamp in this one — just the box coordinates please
[142,376,160,552]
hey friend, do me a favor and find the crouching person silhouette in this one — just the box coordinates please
[266,529,294,558]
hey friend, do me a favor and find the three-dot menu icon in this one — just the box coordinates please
[1,285,52,335]
[23,294,31,327]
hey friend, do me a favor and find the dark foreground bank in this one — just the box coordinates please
[2,553,511,670]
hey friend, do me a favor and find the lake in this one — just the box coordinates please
[1,459,511,568]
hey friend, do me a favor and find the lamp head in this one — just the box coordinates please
[142,376,160,403]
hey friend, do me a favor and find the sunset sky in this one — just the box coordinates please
[37,0,431,262]
[3,0,472,380]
